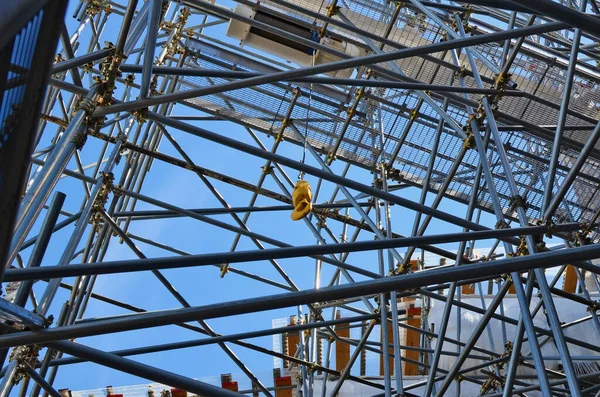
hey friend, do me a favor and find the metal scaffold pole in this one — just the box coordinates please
[1,0,600,395]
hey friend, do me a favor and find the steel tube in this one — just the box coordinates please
[502,0,600,40]
[113,202,374,218]
[0,361,18,397]
[140,0,161,98]
[59,24,83,87]
[51,314,378,366]
[115,0,138,55]
[123,0,150,56]
[0,299,45,328]
[46,340,243,397]
[35,136,124,316]
[450,25,554,391]
[498,14,536,78]
[424,118,488,396]
[6,85,99,271]
[379,112,404,395]
[93,20,565,117]
[329,321,376,397]
[50,49,111,74]
[21,363,60,397]
[2,242,600,349]
[457,17,582,394]
[4,224,580,282]
[544,119,600,221]
[436,281,511,396]
[28,302,70,397]
[13,192,66,307]
[542,0,587,213]
[119,65,526,95]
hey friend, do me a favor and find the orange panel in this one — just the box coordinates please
[405,307,421,375]
[171,389,187,397]
[286,330,299,368]
[274,376,293,397]
[336,320,350,372]
[462,283,475,294]
[222,382,238,392]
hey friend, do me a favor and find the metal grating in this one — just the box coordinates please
[170,0,600,241]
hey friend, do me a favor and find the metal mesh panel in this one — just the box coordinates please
[0,11,44,146]
[177,0,600,239]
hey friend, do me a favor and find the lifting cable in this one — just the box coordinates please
[298,50,315,181]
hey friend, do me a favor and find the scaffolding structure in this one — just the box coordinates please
[2,0,600,395]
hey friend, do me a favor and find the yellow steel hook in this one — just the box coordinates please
[291,180,312,221]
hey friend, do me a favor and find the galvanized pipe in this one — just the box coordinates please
[542,0,587,213]
[13,192,66,307]
[4,223,580,282]
[93,20,565,117]
[46,340,243,397]
[6,85,99,272]
[140,0,162,98]
[2,242,600,349]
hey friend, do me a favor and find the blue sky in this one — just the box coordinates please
[13,0,574,392]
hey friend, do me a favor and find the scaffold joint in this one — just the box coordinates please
[587,300,600,312]
[261,165,274,175]
[326,4,341,17]
[456,65,469,78]
[71,126,88,150]
[387,168,404,182]
[373,177,383,190]
[462,132,476,150]
[220,264,229,278]
[409,108,418,121]
[132,107,149,124]
[76,95,97,116]
[516,236,528,256]
[125,74,135,86]
[326,151,337,163]
[495,220,509,229]
[509,194,528,212]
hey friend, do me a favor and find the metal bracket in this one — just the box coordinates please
[455,65,469,79]
[515,236,528,256]
[76,95,97,116]
[462,132,476,150]
[9,345,42,383]
[409,108,419,121]
[70,126,88,150]
[326,4,341,17]
[219,263,229,278]
[261,165,274,175]
[132,107,149,124]
[587,300,600,313]
[387,168,404,182]
[509,194,528,212]
[91,172,117,226]
[124,74,135,86]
